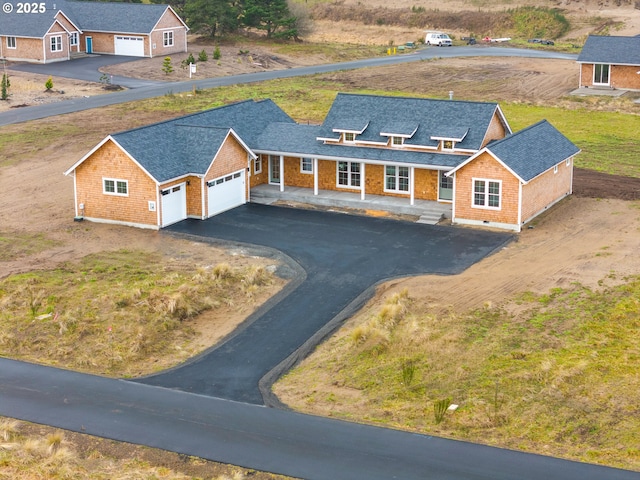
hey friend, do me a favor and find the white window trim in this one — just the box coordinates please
[384,165,410,194]
[442,140,455,151]
[554,165,558,174]
[336,161,362,189]
[103,177,129,197]
[301,157,314,174]
[254,157,262,174]
[69,32,78,46]
[593,63,610,86]
[50,35,62,52]
[472,178,501,210]
[391,136,404,147]
[163,31,174,47]
[7,37,16,49]
[566,158,571,167]
[343,132,356,143]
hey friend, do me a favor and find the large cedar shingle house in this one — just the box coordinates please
[0,0,187,63]
[64,94,580,232]
[577,35,640,90]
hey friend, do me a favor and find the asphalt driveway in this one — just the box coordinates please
[9,54,164,88]
[136,204,514,404]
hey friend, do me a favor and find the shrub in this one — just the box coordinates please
[1,73,8,100]
[213,46,221,60]
[162,56,173,75]
[198,49,208,62]
[45,76,53,91]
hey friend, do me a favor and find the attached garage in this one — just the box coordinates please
[114,36,145,56]
[207,170,246,217]
[161,183,187,227]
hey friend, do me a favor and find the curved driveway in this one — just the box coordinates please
[0,46,577,126]
[136,204,513,404]
[1,206,637,479]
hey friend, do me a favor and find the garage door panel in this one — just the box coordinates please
[115,36,144,56]
[207,170,246,217]
[161,183,187,227]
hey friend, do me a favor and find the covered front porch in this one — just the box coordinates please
[250,184,451,224]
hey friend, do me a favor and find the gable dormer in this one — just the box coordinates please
[332,117,369,144]
[430,128,469,152]
[380,122,419,148]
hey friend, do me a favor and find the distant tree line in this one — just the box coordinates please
[151,0,298,39]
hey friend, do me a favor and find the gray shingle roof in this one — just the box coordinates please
[109,100,293,183]
[0,0,176,37]
[316,93,506,149]
[485,120,580,182]
[256,123,467,168]
[577,35,640,66]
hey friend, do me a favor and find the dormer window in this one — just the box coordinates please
[442,140,454,151]
[344,132,355,143]
[392,136,404,146]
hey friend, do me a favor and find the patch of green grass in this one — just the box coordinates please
[502,104,640,178]
[277,278,640,470]
[0,124,85,167]
[0,232,60,262]
[0,250,276,377]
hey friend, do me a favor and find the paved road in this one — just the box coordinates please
[0,46,578,126]
[1,357,636,480]
[135,204,513,404]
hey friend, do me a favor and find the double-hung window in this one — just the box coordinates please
[337,161,361,188]
[254,157,262,174]
[473,179,500,209]
[301,157,313,174]
[163,31,174,47]
[50,35,62,52]
[7,37,16,49]
[69,32,78,47]
[103,178,128,196]
[385,165,409,193]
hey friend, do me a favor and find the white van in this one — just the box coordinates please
[425,32,452,46]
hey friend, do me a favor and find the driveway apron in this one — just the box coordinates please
[135,204,513,404]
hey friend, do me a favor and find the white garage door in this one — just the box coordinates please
[161,183,187,227]
[207,170,246,217]
[114,36,145,56]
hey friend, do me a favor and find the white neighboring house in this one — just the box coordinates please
[425,31,452,46]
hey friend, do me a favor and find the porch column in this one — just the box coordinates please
[361,162,366,201]
[313,158,319,196]
[410,166,415,206]
[279,155,285,192]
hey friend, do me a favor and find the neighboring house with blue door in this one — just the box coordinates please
[577,35,640,90]
[65,94,580,232]
[0,0,187,63]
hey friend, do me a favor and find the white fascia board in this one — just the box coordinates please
[332,122,369,135]
[228,128,257,159]
[64,136,112,175]
[445,148,524,183]
[380,125,419,138]
[55,10,83,33]
[253,149,450,170]
[521,151,581,185]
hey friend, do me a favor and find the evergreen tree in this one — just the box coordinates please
[183,0,240,38]
[242,0,297,39]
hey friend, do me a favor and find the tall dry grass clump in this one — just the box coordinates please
[0,250,278,377]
